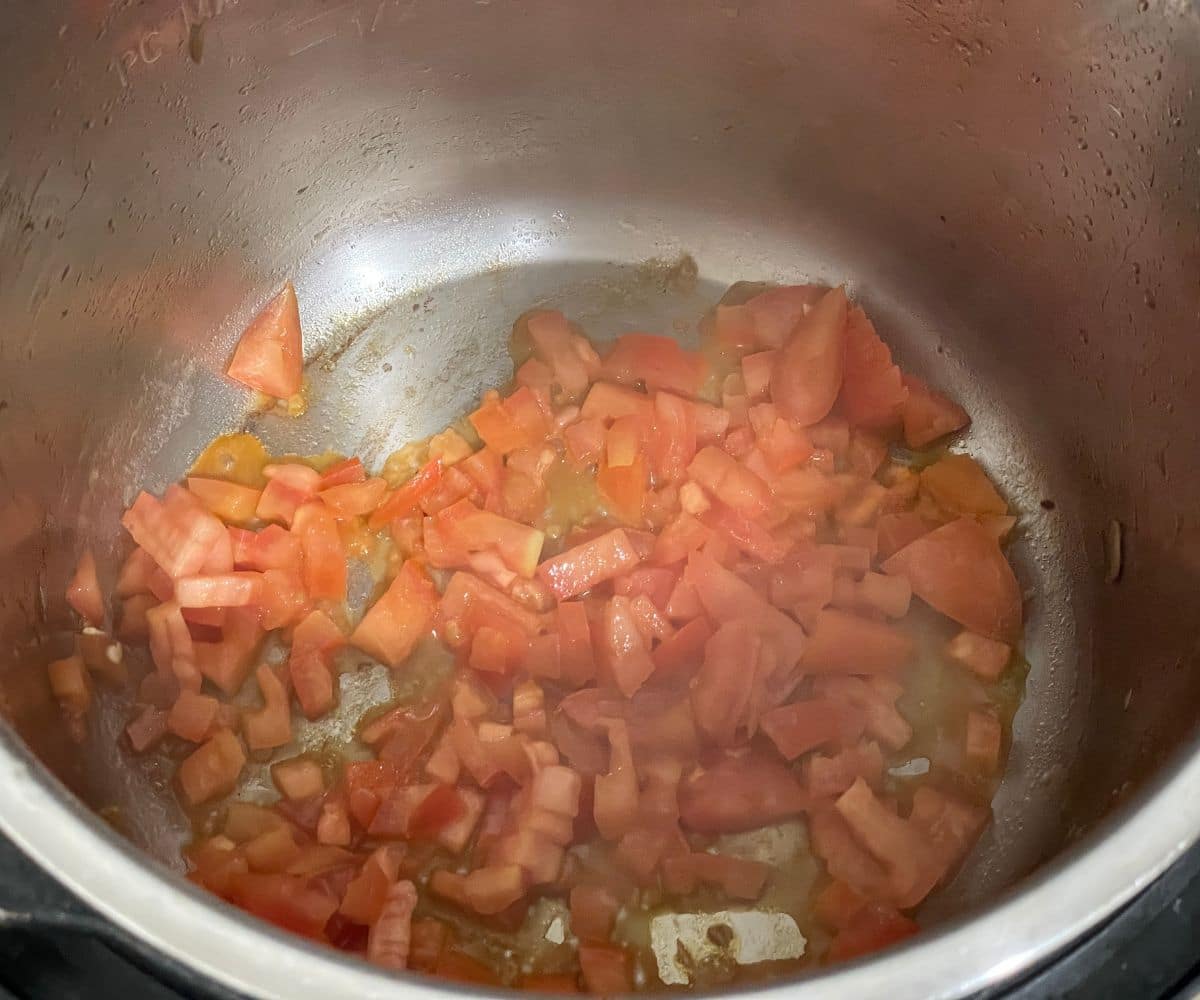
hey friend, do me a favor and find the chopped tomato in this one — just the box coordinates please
[579,943,632,994]
[146,600,201,691]
[801,609,915,675]
[769,286,847,425]
[580,381,653,424]
[369,458,444,529]
[965,709,1002,772]
[243,664,292,751]
[600,596,656,698]
[902,375,970,448]
[603,333,708,398]
[839,306,908,429]
[431,499,545,578]
[350,561,438,668]
[227,873,337,940]
[593,720,639,840]
[271,757,325,801]
[232,524,302,574]
[828,902,919,962]
[536,528,641,600]
[882,517,1022,640]
[194,606,263,694]
[691,621,759,746]
[174,572,263,608]
[649,391,698,484]
[256,463,320,526]
[66,550,104,626]
[166,689,219,743]
[761,698,868,760]
[687,446,770,519]
[524,309,602,402]
[597,454,648,526]
[121,486,226,579]
[319,477,388,518]
[945,629,1011,681]
[469,387,549,455]
[289,610,344,719]
[806,741,886,799]
[291,502,346,602]
[178,729,246,805]
[570,885,619,943]
[678,753,808,833]
[125,704,168,753]
[564,418,607,466]
[876,512,936,560]
[225,282,304,398]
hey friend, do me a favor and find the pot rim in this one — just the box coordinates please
[2,725,1198,999]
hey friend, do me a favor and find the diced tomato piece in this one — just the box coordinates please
[554,602,595,685]
[741,349,778,401]
[536,528,641,600]
[436,786,485,853]
[420,465,477,516]
[288,610,344,718]
[761,698,868,761]
[290,502,346,602]
[965,709,1002,772]
[195,606,263,694]
[605,414,642,468]
[256,464,320,526]
[648,391,698,484]
[186,477,262,527]
[769,286,847,425]
[580,381,653,424]
[687,447,769,520]
[166,689,219,743]
[349,561,437,668]
[828,902,919,963]
[116,546,158,598]
[254,568,309,630]
[564,417,607,466]
[690,620,760,746]
[243,664,291,751]
[839,306,909,430]
[232,524,302,574]
[593,720,639,840]
[524,309,602,402]
[271,757,325,800]
[684,550,806,671]
[945,629,1011,681]
[225,282,304,398]
[570,885,619,943]
[146,600,201,691]
[178,729,246,805]
[469,387,549,455]
[832,571,912,619]
[814,676,913,751]
[611,567,676,611]
[432,499,545,578]
[806,741,886,799]
[902,375,970,448]
[661,851,770,900]
[645,512,708,567]
[597,454,647,526]
[441,571,544,641]
[600,597,656,698]
[427,429,474,467]
[814,878,869,931]
[65,550,105,626]
[647,616,710,678]
[703,503,792,563]
[665,577,703,621]
[461,864,529,915]
[458,447,502,499]
[883,517,1022,640]
[521,974,580,994]
[908,785,989,883]
[678,752,808,833]
[369,458,444,529]
[809,807,891,900]
[435,948,502,985]
[603,333,708,398]
[579,943,632,994]
[876,512,935,560]
[801,609,914,675]
[319,477,388,518]
[122,486,227,579]
[230,872,339,942]
[125,704,168,753]
[174,572,264,608]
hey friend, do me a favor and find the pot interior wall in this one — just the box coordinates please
[1,0,1198,941]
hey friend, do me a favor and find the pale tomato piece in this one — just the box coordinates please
[66,550,104,626]
[225,282,304,398]
[770,286,848,425]
[350,561,438,668]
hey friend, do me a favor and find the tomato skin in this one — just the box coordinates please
[882,517,1022,641]
[770,286,848,425]
[350,561,438,668]
[369,458,444,529]
[225,282,304,398]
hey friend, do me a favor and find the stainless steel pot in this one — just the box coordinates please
[1,0,1199,996]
